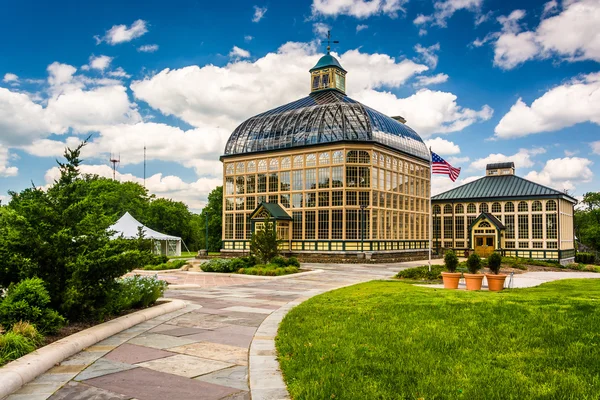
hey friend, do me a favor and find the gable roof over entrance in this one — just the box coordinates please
[469,212,505,231]
[432,174,577,203]
[249,202,292,221]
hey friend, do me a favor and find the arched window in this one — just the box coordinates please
[392,158,398,170]
[226,164,234,175]
[346,151,359,163]
[532,200,542,212]
[319,152,329,165]
[546,200,557,211]
[480,203,489,213]
[386,156,391,169]
[306,153,317,166]
[504,202,514,213]
[372,152,378,165]
[455,204,464,214]
[359,151,370,164]
[467,203,476,213]
[247,160,256,172]
[397,160,403,172]
[444,204,453,214]
[333,151,344,164]
[293,155,304,168]
[518,201,528,212]
[433,205,441,214]
[258,160,267,172]
[492,202,501,213]
[281,157,291,169]
[236,162,245,174]
[269,159,279,171]
[379,153,385,167]
[479,221,491,228]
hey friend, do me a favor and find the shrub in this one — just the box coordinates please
[109,275,167,313]
[238,263,299,276]
[287,257,300,268]
[488,252,502,274]
[200,259,237,273]
[250,220,279,263]
[466,253,482,274]
[575,253,596,264]
[143,259,187,271]
[444,250,459,273]
[228,258,247,272]
[239,256,257,268]
[10,321,42,345]
[395,265,445,280]
[0,278,65,334]
[271,256,300,268]
[0,332,36,364]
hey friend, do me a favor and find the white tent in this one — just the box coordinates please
[109,212,182,256]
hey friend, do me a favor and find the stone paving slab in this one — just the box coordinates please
[137,354,233,378]
[169,342,248,365]
[74,358,137,382]
[104,343,176,364]
[83,367,240,400]
[180,330,254,348]
[47,381,131,400]
[194,365,249,391]
[128,332,200,349]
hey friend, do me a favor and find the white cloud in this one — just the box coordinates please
[414,43,440,68]
[0,145,18,177]
[495,72,600,138]
[525,157,593,192]
[448,156,470,165]
[313,22,330,38]
[564,149,578,157]
[470,148,546,171]
[138,44,159,53]
[355,88,492,137]
[490,0,600,69]
[96,20,148,45]
[244,35,254,42]
[47,62,77,88]
[542,0,559,18]
[229,46,251,59]
[89,55,113,71]
[311,0,407,18]
[108,67,130,78]
[414,73,448,87]
[252,6,267,22]
[591,141,600,155]
[0,88,55,146]
[418,28,428,36]
[130,42,432,131]
[43,164,221,211]
[3,73,18,83]
[356,24,368,33]
[425,137,460,155]
[414,0,483,29]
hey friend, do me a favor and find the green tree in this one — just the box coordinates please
[142,198,200,250]
[250,219,279,264]
[199,186,223,252]
[575,192,600,250]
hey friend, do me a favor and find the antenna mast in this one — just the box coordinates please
[109,153,120,181]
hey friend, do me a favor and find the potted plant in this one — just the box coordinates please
[464,253,484,290]
[441,250,461,289]
[485,252,507,291]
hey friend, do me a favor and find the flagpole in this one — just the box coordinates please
[428,147,432,272]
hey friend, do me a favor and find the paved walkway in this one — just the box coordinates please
[7,262,599,400]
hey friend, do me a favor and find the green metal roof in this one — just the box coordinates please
[432,175,577,204]
[249,202,292,220]
[309,53,347,72]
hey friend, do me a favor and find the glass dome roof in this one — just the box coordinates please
[223,90,430,161]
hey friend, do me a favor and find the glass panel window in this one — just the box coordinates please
[492,202,501,213]
[318,168,330,188]
[444,204,453,214]
[359,191,370,207]
[318,210,329,240]
[332,191,343,206]
[246,175,256,194]
[224,214,233,239]
[518,215,529,239]
[225,176,234,195]
[280,171,290,191]
[226,164,234,175]
[292,212,302,239]
[546,214,557,239]
[505,215,515,239]
[518,201,528,212]
[305,211,316,239]
[346,210,358,240]
[332,210,343,239]
[306,154,317,167]
[332,150,344,164]
[247,161,256,173]
[346,191,357,206]
[546,200,557,211]
[305,169,316,190]
[280,194,290,208]
[268,173,278,192]
[235,197,244,210]
[346,166,358,187]
[305,192,316,207]
[444,216,453,239]
[480,203,489,213]
[292,193,303,208]
[225,198,234,211]
[518,242,529,249]
[547,241,558,249]
[247,196,255,210]
[346,151,359,163]
[281,157,291,169]
[372,168,378,189]
[505,202,514,213]
[359,151,370,164]
[236,162,245,174]
[258,160,267,172]
[292,170,303,191]
[455,216,465,239]
[533,242,543,248]
[319,152,330,165]
[236,176,245,194]
[532,214,543,239]
[293,155,304,168]
[467,203,476,213]
[532,201,542,212]
[433,205,441,215]
[235,214,244,239]
[318,191,330,207]
[332,166,343,187]
[257,174,267,193]
[359,166,370,187]
[455,204,464,214]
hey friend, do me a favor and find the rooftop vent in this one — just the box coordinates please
[486,162,515,176]
[391,115,406,124]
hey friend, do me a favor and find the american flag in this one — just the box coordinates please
[431,151,461,182]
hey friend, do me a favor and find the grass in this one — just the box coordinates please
[238,265,299,276]
[168,251,197,259]
[395,264,445,281]
[142,259,188,270]
[276,279,600,400]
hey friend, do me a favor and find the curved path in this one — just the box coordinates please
[6,262,599,400]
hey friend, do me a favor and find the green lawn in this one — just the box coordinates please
[276,280,600,400]
[167,251,197,259]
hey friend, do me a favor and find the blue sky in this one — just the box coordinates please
[1,0,599,210]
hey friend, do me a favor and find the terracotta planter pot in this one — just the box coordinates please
[464,273,484,291]
[441,272,461,289]
[486,274,507,291]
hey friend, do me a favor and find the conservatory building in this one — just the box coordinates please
[220,52,431,259]
[431,162,577,264]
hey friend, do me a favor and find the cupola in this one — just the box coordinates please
[310,32,346,94]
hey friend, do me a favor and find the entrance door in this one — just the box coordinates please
[475,235,495,257]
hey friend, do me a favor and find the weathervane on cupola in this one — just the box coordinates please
[310,30,347,94]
